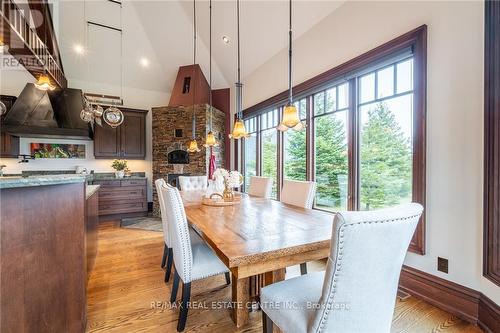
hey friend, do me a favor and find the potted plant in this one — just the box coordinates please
[212,168,243,201]
[111,160,128,179]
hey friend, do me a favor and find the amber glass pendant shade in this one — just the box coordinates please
[187,139,200,153]
[229,119,250,139]
[34,74,56,91]
[204,131,219,147]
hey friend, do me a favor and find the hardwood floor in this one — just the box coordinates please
[86,221,483,333]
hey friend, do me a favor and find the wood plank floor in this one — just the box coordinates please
[86,221,483,333]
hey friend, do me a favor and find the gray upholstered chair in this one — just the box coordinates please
[280,179,317,274]
[178,175,208,191]
[154,178,203,283]
[161,183,230,332]
[248,176,273,198]
[261,203,423,333]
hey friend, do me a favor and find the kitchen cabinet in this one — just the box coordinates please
[92,178,147,217]
[93,108,147,159]
[0,95,20,158]
[85,186,99,282]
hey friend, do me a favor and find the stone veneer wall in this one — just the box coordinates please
[152,104,225,216]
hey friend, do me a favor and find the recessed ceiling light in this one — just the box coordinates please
[222,36,230,44]
[73,44,84,55]
[140,57,150,67]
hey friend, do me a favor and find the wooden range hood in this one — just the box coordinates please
[168,64,210,107]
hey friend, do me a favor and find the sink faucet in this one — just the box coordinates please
[0,165,6,177]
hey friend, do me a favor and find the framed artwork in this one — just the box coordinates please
[30,143,86,159]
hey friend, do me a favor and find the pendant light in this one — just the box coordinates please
[229,0,250,140]
[277,0,303,132]
[204,0,219,148]
[187,0,200,153]
[35,11,56,91]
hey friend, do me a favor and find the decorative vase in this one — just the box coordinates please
[222,182,234,201]
[115,170,125,178]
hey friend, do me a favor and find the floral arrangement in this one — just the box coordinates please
[212,168,243,188]
[111,159,128,171]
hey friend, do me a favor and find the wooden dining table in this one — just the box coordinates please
[180,191,334,328]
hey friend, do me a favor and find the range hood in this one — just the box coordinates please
[2,83,93,140]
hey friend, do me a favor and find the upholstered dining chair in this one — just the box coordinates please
[178,175,208,191]
[248,176,273,198]
[260,203,424,333]
[161,183,230,332]
[280,179,317,274]
[154,178,203,283]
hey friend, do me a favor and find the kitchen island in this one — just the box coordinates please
[0,175,95,333]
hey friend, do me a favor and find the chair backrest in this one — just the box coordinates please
[248,176,273,198]
[280,179,316,208]
[160,184,193,283]
[308,203,423,333]
[154,178,170,246]
[178,175,208,191]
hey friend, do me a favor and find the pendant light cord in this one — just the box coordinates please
[288,0,293,105]
[209,0,213,131]
[236,0,242,120]
[192,0,197,140]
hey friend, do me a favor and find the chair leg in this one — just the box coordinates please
[165,248,173,283]
[161,244,168,269]
[300,262,308,275]
[170,269,180,303]
[225,272,231,285]
[262,311,274,333]
[177,282,191,332]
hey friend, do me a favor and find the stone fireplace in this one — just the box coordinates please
[152,104,225,216]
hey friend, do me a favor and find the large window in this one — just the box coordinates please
[239,26,426,254]
[243,117,257,192]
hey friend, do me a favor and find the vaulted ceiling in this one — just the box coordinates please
[55,0,344,97]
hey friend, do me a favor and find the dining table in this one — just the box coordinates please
[180,191,334,328]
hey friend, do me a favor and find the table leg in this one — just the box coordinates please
[231,273,249,328]
[264,268,286,286]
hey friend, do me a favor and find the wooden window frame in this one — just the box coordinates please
[241,26,427,254]
[484,0,500,286]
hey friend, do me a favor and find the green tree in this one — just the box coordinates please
[360,102,412,209]
[262,131,277,196]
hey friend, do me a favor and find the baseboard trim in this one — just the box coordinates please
[478,294,500,333]
[399,265,480,323]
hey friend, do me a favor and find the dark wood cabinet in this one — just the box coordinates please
[0,132,19,158]
[0,95,20,158]
[85,188,99,282]
[92,178,147,217]
[93,108,147,159]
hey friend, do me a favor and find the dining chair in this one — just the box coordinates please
[155,178,203,283]
[260,203,424,333]
[178,175,208,191]
[248,176,273,198]
[161,183,230,332]
[280,179,317,274]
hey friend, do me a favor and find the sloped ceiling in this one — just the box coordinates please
[56,0,344,97]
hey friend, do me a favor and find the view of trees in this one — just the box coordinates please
[359,102,412,209]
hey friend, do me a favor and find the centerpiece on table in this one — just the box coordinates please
[204,168,243,205]
[111,159,128,179]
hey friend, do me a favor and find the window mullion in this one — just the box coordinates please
[348,77,359,211]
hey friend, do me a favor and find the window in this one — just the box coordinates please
[243,117,257,192]
[239,26,426,254]
[283,99,307,181]
[260,109,279,198]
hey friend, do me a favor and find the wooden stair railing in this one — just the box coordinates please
[0,0,67,89]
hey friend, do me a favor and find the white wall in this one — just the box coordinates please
[240,1,499,304]
[0,74,169,201]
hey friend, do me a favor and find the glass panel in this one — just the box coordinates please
[314,91,325,115]
[377,66,394,98]
[243,134,257,192]
[359,73,375,103]
[284,125,307,181]
[261,112,268,129]
[300,98,307,120]
[397,58,413,93]
[338,83,349,110]
[261,128,278,198]
[326,87,336,113]
[314,111,349,211]
[359,94,413,210]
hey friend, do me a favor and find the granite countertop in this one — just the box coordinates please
[92,176,147,181]
[86,184,101,199]
[0,175,87,189]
